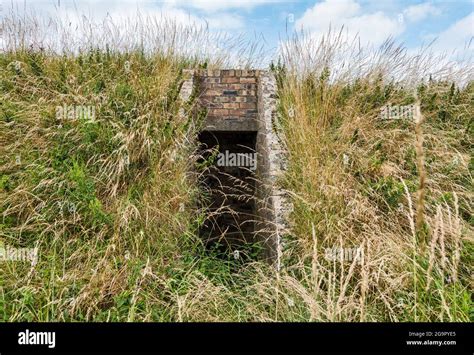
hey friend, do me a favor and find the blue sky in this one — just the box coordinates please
[3,0,473,60]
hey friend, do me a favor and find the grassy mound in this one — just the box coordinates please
[0,17,472,321]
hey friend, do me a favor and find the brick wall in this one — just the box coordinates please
[195,70,259,131]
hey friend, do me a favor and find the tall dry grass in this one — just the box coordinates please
[270,30,472,321]
[0,12,472,321]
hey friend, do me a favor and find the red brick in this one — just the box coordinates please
[203,89,220,96]
[211,84,231,90]
[233,109,248,116]
[225,84,237,89]
[240,77,256,83]
[242,70,257,76]
[204,77,220,83]
[238,89,256,96]
[222,77,240,84]
[223,102,240,109]
[221,70,235,76]
[240,102,257,109]
[209,108,229,115]
[205,69,220,76]
[214,96,230,103]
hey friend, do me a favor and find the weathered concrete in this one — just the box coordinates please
[255,71,291,270]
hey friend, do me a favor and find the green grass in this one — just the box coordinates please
[0,14,472,322]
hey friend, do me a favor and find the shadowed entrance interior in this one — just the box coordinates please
[198,131,258,257]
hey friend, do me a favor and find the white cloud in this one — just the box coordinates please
[403,2,441,22]
[295,0,404,46]
[2,0,245,31]
[168,0,277,13]
[432,12,474,58]
[205,13,245,30]
[297,0,360,23]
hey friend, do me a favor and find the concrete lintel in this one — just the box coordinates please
[203,117,258,131]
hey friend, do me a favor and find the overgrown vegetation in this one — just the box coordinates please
[1,14,472,321]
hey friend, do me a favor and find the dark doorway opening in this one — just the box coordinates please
[197,131,259,259]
